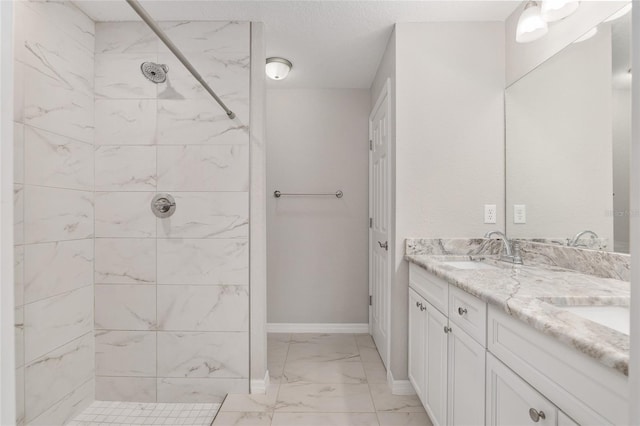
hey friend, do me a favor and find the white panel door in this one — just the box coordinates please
[486,353,557,426]
[448,324,486,426]
[408,289,427,404]
[369,79,391,368]
[425,302,449,426]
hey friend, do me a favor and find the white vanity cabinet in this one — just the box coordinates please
[408,264,486,426]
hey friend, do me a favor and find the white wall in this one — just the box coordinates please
[266,89,370,325]
[505,1,627,86]
[370,22,505,380]
[506,27,614,244]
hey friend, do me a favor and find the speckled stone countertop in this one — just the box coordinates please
[405,254,630,376]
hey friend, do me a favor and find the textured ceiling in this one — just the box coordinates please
[74,1,520,89]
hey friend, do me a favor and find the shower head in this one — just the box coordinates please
[141,62,168,83]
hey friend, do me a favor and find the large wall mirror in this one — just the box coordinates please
[506,5,632,253]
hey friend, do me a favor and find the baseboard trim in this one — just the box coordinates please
[250,370,270,394]
[387,370,417,396]
[266,323,369,333]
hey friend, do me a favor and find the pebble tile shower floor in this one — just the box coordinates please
[69,401,221,425]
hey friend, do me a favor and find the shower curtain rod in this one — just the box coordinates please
[125,0,236,119]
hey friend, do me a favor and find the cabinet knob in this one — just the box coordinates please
[443,326,452,334]
[416,301,420,308]
[457,307,468,316]
[420,305,426,311]
[529,408,546,422]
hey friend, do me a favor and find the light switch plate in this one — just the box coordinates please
[484,204,497,224]
[513,204,526,224]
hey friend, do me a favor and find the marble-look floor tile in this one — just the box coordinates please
[95,192,156,238]
[355,334,376,349]
[158,21,249,55]
[95,99,157,146]
[286,337,360,364]
[157,378,248,403]
[95,22,157,54]
[157,100,249,146]
[95,376,156,402]
[158,192,248,239]
[358,346,384,364]
[24,239,93,304]
[157,285,248,331]
[95,285,156,330]
[267,339,289,367]
[25,333,94,422]
[368,383,425,413]
[95,330,156,377]
[94,238,156,284]
[282,360,367,384]
[157,331,248,378]
[95,146,157,191]
[362,361,387,384]
[220,384,279,413]
[376,412,433,426]
[24,126,93,191]
[157,239,248,285]
[24,285,93,363]
[27,378,94,426]
[95,53,157,99]
[275,383,374,413]
[271,412,380,426]
[157,145,249,191]
[268,333,291,343]
[212,411,272,426]
[24,186,93,244]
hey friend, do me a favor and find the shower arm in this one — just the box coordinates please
[125,0,236,119]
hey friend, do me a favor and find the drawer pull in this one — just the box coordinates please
[444,326,452,334]
[420,304,426,312]
[457,307,468,316]
[528,408,546,422]
[416,301,420,308]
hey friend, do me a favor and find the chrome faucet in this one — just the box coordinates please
[568,230,599,247]
[484,230,523,265]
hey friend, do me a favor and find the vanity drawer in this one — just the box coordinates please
[449,285,487,347]
[409,263,448,315]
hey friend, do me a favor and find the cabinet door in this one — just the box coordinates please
[486,354,557,426]
[425,302,448,426]
[558,411,579,426]
[448,325,486,426]
[408,289,426,404]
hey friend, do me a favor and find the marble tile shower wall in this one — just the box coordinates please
[13,1,96,425]
[93,22,250,403]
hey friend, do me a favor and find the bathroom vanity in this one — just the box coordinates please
[406,248,629,426]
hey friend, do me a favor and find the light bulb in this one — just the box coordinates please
[541,0,580,22]
[516,1,549,43]
[604,3,632,22]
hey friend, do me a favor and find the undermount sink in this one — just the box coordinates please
[558,305,629,335]
[441,260,499,270]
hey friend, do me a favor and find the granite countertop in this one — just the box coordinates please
[405,254,630,376]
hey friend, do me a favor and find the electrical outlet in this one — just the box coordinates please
[514,204,526,224]
[484,204,497,224]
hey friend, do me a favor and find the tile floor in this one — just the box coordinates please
[69,401,221,425]
[212,333,432,426]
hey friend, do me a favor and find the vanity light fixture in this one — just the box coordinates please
[604,3,632,22]
[266,57,292,80]
[516,1,549,43]
[572,26,598,43]
[541,0,580,22]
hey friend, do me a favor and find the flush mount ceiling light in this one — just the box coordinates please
[266,57,292,80]
[516,1,548,43]
[604,3,632,22]
[541,0,579,22]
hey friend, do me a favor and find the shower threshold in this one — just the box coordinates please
[69,401,221,425]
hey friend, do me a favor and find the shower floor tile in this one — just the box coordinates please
[69,400,221,425]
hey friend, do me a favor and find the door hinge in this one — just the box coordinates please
[369,140,373,150]
[369,217,373,228]
[369,295,372,306]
